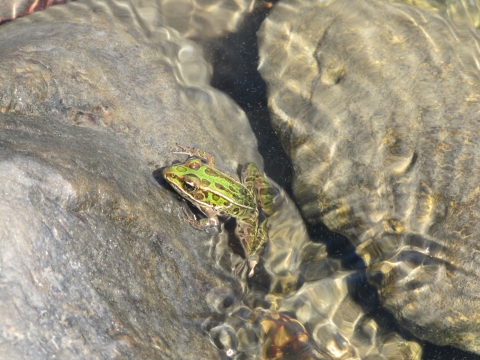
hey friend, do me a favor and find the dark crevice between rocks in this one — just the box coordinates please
[423,343,480,360]
[201,0,366,288]
[201,4,364,272]
[307,221,364,270]
[201,4,292,194]
[347,271,422,345]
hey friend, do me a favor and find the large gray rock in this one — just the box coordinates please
[1,0,259,38]
[258,0,480,353]
[0,1,263,358]
[0,114,231,359]
[0,0,262,171]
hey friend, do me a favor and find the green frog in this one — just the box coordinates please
[162,144,278,277]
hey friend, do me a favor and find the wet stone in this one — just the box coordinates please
[0,0,65,23]
[0,0,262,173]
[1,0,261,38]
[157,0,258,38]
[258,0,480,353]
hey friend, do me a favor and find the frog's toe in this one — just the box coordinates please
[248,260,258,277]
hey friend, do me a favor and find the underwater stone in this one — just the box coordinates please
[259,0,480,353]
[0,0,264,357]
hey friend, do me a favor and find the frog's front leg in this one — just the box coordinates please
[181,206,219,232]
[173,144,215,167]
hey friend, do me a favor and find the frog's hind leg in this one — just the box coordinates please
[235,217,268,277]
[241,163,279,216]
[246,219,269,277]
[241,163,259,196]
[173,144,215,167]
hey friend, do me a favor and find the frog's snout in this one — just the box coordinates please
[162,168,176,181]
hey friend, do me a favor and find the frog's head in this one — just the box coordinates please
[162,159,204,202]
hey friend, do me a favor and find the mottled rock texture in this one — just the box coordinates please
[0,0,66,23]
[394,0,480,29]
[258,0,480,353]
[0,114,227,359]
[0,0,262,171]
[0,0,262,358]
[154,0,258,38]
[1,0,259,38]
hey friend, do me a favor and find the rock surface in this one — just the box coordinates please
[394,0,480,29]
[154,0,258,38]
[0,0,66,23]
[0,1,263,358]
[0,114,228,359]
[0,0,262,171]
[258,0,480,353]
[1,0,260,38]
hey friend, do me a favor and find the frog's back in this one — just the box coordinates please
[203,167,257,211]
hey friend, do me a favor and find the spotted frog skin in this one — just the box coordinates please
[162,144,278,276]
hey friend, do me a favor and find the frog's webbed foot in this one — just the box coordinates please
[180,207,218,232]
[247,260,258,277]
[173,144,216,167]
[232,259,258,278]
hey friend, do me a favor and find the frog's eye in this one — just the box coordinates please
[183,175,200,192]
[184,181,197,192]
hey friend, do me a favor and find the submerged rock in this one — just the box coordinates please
[259,0,480,354]
[393,0,480,29]
[155,0,259,38]
[1,0,261,38]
